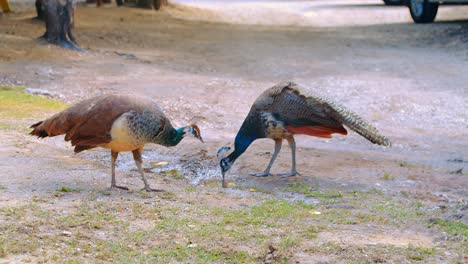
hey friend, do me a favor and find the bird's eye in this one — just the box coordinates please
[190,126,200,137]
[188,127,195,136]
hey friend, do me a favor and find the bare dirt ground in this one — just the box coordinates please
[0,0,467,263]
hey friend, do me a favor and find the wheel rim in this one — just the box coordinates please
[410,0,424,17]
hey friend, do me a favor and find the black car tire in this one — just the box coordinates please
[409,0,439,23]
[383,0,404,5]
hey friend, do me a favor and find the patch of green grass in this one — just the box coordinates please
[371,199,425,224]
[308,190,429,228]
[382,172,395,181]
[305,243,439,263]
[0,246,5,258]
[185,186,197,193]
[0,193,458,263]
[236,185,273,194]
[156,215,191,231]
[138,190,154,199]
[0,122,27,132]
[1,204,30,218]
[279,236,301,250]
[430,219,468,240]
[0,204,50,254]
[317,208,388,225]
[397,160,416,168]
[213,199,314,228]
[0,200,286,263]
[177,200,316,245]
[159,191,177,200]
[147,244,254,263]
[57,186,78,192]
[53,186,79,198]
[285,182,342,201]
[0,85,66,119]
[184,199,317,246]
[406,246,436,261]
[305,225,321,239]
[160,169,184,180]
[98,189,112,196]
[305,241,342,255]
[58,204,119,230]
[354,212,388,224]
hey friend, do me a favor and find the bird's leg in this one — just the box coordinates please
[132,148,162,192]
[111,151,129,190]
[278,136,301,177]
[250,139,282,177]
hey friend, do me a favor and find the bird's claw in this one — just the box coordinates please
[143,186,164,192]
[249,172,273,177]
[277,171,301,177]
[111,185,129,190]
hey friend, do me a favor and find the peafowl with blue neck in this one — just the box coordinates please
[218,81,391,188]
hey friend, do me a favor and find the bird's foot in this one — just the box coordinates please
[277,171,301,177]
[111,184,129,190]
[143,186,164,192]
[249,172,273,177]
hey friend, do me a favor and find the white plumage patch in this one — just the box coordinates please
[102,114,143,152]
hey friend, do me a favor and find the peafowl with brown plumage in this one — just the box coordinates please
[218,81,391,188]
[30,94,203,192]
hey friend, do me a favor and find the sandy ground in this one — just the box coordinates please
[0,0,467,262]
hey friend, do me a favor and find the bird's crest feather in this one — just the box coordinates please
[216,146,231,161]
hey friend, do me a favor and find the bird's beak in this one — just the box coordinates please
[221,170,227,188]
[199,136,204,143]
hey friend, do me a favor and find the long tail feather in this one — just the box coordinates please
[30,121,49,138]
[29,111,72,139]
[308,95,391,146]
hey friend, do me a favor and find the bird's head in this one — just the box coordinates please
[217,146,232,188]
[183,124,204,143]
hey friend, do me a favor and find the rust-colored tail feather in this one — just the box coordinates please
[307,95,391,147]
[285,125,347,139]
[29,110,74,139]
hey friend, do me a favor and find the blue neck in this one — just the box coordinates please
[166,127,185,146]
[227,133,256,163]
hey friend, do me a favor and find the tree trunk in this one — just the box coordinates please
[40,0,80,50]
[35,0,44,19]
[136,0,168,10]
[0,0,12,13]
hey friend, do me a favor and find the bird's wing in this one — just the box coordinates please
[256,82,390,146]
[256,82,346,129]
[65,95,163,147]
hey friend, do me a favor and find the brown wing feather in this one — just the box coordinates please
[73,145,97,153]
[254,81,346,130]
[30,94,166,148]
